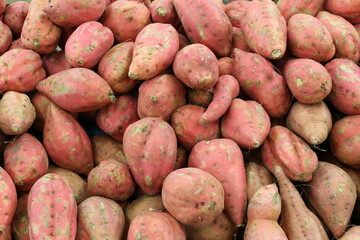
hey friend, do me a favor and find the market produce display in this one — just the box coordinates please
[0,0,359,239]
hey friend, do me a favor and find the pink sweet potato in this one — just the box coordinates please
[187,89,214,108]
[43,0,106,27]
[128,23,179,80]
[246,160,274,201]
[77,196,125,240]
[244,219,288,240]
[221,98,271,149]
[178,33,190,50]
[123,117,177,195]
[0,21,12,56]
[276,0,324,21]
[188,139,246,226]
[162,167,225,227]
[173,44,219,90]
[97,42,140,95]
[0,49,46,93]
[20,0,62,54]
[287,14,335,62]
[3,2,29,38]
[8,38,26,50]
[0,166,17,234]
[325,58,360,115]
[283,58,332,104]
[224,0,250,28]
[232,48,292,118]
[91,134,126,166]
[200,75,239,124]
[4,133,48,191]
[316,11,360,62]
[43,103,94,175]
[218,57,234,76]
[171,104,221,150]
[42,51,72,76]
[262,125,318,182]
[231,27,251,54]
[0,0,5,16]
[241,0,287,59]
[137,74,187,121]
[100,1,150,43]
[174,144,188,170]
[339,226,360,240]
[324,0,360,18]
[306,161,356,238]
[11,193,29,240]
[36,68,116,112]
[150,0,180,27]
[65,21,114,69]
[96,94,139,142]
[0,91,35,135]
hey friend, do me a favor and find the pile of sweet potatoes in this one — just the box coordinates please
[0,0,360,239]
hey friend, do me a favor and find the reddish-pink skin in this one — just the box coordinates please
[128,211,186,240]
[173,0,232,57]
[287,14,335,62]
[87,160,135,201]
[174,144,188,170]
[187,89,214,108]
[77,196,125,240]
[28,173,77,240]
[100,1,150,43]
[261,126,318,182]
[42,51,72,76]
[231,27,251,54]
[20,0,62,54]
[12,193,29,240]
[96,94,140,142]
[98,42,140,95]
[150,0,180,28]
[224,0,250,28]
[0,21,12,56]
[218,57,234,76]
[91,134,127,166]
[232,49,292,118]
[346,14,360,24]
[200,75,239,124]
[246,160,274,201]
[43,0,106,27]
[325,58,360,115]
[329,115,360,169]
[36,68,116,112]
[221,98,271,149]
[241,0,287,59]
[128,23,179,80]
[0,166,17,234]
[137,74,187,122]
[0,49,45,93]
[316,11,360,62]
[4,133,48,192]
[0,225,12,240]
[178,33,190,50]
[171,104,221,151]
[43,104,94,175]
[162,167,224,228]
[173,44,219,90]
[188,139,246,226]
[325,0,360,18]
[0,0,5,15]
[244,220,288,240]
[276,0,324,21]
[8,38,26,50]
[356,24,360,37]
[3,1,29,38]
[339,226,360,240]
[283,58,332,104]
[123,117,177,195]
[65,21,114,69]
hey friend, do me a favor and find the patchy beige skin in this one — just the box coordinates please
[0,166,17,233]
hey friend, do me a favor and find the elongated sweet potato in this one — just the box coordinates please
[0,166,17,234]
[3,1,28,38]
[42,51,72,76]
[91,134,126,166]
[128,23,179,80]
[11,193,29,240]
[276,0,324,21]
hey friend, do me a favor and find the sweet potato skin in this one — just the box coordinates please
[276,0,324,21]
[218,57,234,76]
[42,51,72,76]
[324,0,360,18]
[11,193,29,240]
[149,0,180,27]
[90,134,127,166]
[3,1,29,38]
[244,219,288,240]
[187,89,214,108]
[0,166,17,234]
[246,160,274,201]
[339,226,360,240]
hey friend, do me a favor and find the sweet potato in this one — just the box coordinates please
[187,89,214,108]
[150,0,180,27]
[0,224,12,240]
[329,115,360,169]
[97,42,140,95]
[306,161,356,238]
[90,134,126,166]
[173,0,232,57]
[43,103,94,175]
[232,48,292,118]
[325,58,360,115]
[274,165,329,240]
[244,220,288,240]
[42,51,72,76]
[178,33,190,50]
[0,91,35,135]
[137,74,186,122]
[276,0,324,21]
[0,0,5,16]
[241,0,286,59]
[11,193,29,240]
[77,196,125,240]
[171,104,221,150]
[188,138,246,226]
[287,14,335,62]
[316,11,360,62]
[128,23,179,80]
[20,0,61,54]
[173,44,219,90]
[162,167,225,227]
[246,160,274,201]
[221,98,271,149]
[324,0,360,18]
[218,57,234,76]
[224,0,250,28]
[100,1,150,43]
[339,226,360,240]
[0,166,17,234]
[36,68,116,112]
[0,21,12,56]
[65,21,114,69]
[123,117,177,195]
[262,125,318,182]
[3,1,29,38]
[283,58,332,104]
[231,27,251,54]
[8,38,26,50]
[286,101,332,145]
